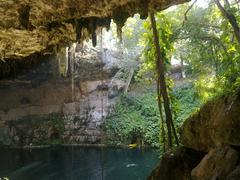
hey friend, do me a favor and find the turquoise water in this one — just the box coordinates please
[0,147,159,180]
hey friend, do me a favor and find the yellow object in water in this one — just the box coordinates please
[128,144,138,149]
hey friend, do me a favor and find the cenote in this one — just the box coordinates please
[2,0,240,179]
[0,147,159,180]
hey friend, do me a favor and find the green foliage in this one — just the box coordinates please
[138,13,174,79]
[50,114,65,135]
[104,83,202,148]
[104,0,240,150]
[173,83,202,128]
[122,15,145,52]
[40,114,65,145]
[104,92,160,147]
[166,1,240,94]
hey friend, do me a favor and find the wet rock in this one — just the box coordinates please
[191,146,239,180]
[148,147,205,180]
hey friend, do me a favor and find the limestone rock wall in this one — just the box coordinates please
[0,46,124,146]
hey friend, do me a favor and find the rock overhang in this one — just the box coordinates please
[0,0,188,61]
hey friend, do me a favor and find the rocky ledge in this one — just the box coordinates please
[149,90,240,180]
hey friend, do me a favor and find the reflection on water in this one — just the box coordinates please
[0,147,158,180]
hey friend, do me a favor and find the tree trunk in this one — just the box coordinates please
[215,0,240,45]
[157,77,166,152]
[150,12,177,148]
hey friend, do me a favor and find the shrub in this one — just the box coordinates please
[104,82,202,148]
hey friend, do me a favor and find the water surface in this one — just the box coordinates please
[0,147,158,180]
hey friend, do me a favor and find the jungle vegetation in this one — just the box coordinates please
[104,0,240,151]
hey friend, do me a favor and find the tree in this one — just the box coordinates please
[164,1,240,94]
[140,12,179,149]
[150,12,174,148]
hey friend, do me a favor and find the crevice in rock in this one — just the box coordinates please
[0,53,51,80]
[47,21,63,31]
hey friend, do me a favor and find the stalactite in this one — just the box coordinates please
[75,20,82,43]
[90,18,97,47]
[112,7,130,43]
[97,17,111,31]
[2,0,190,62]
[139,0,149,19]
[74,17,111,47]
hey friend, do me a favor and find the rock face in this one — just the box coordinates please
[149,90,240,180]
[0,114,65,146]
[191,146,239,180]
[0,0,188,61]
[180,91,240,152]
[0,46,124,146]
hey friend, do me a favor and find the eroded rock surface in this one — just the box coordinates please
[149,90,240,180]
[0,46,125,146]
[191,146,239,180]
[0,0,188,61]
[180,91,240,152]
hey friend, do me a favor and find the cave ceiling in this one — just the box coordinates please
[0,0,188,61]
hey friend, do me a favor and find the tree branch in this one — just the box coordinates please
[214,0,240,44]
[182,0,198,26]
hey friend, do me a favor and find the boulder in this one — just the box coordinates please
[180,91,240,151]
[191,146,239,180]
